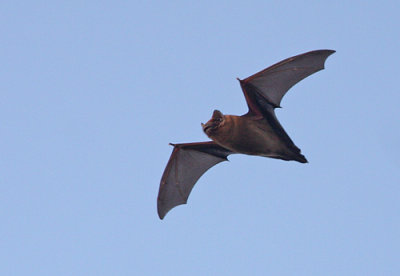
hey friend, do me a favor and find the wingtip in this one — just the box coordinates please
[157,201,167,220]
[307,49,336,59]
[314,49,336,54]
[326,49,336,55]
[158,202,188,220]
[314,49,335,69]
[322,49,336,57]
[157,199,165,219]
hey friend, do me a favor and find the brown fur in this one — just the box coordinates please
[203,112,302,161]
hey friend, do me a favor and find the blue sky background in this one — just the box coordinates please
[1,1,399,275]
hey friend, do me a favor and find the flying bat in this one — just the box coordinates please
[157,49,335,219]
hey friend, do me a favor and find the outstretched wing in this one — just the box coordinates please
[157,141,233,219]
[239,49,335,115]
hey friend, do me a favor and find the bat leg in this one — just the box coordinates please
[267,152,308,163]
[292,152,308,163]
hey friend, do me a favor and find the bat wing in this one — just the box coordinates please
[157,141,233,219]
[238,49,335,115]
[236,50,334,160]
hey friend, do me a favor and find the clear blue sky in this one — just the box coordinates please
[1,1,399,275]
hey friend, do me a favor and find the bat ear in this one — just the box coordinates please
[212,110,224,120]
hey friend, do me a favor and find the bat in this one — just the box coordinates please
[157,49,335,219]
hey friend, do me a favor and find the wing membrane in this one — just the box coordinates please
[240,50,335,113]
[157,142,232,219]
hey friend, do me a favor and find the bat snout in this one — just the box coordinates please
[202,122,215,135]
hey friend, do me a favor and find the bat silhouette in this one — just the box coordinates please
[157,49,335,219]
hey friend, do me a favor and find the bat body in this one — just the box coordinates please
[202,111,306,163]
[158,50,335,219]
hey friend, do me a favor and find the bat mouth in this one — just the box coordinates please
[201,122,214,134]
[201,122,209,131]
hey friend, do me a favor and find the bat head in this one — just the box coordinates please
[201,109,225,136]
